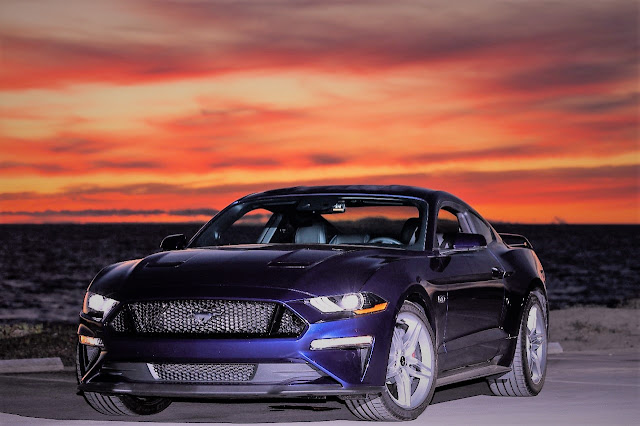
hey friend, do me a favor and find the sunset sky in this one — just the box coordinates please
[1,0,638,224]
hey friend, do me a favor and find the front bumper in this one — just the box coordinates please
[80,380,383,398]
[78,303,395,399]
[78,358,383,398]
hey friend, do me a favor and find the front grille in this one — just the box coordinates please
[110,299,306,337]
[149,363,256,382]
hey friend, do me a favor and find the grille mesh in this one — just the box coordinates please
[149,363,256,382]
[110,299,305,337]
[278,309,306,334]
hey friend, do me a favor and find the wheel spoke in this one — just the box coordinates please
[387,356,396,372]
[395,369,412,407]
[392,328,404,353]
[528,349,534,373]
[386,366,400,380]
[527,306,538,333]
[406,357,432,379]
[406,356,431,374]
[530,350,540,377]
[530,331,543,348]
[403,322,422,353]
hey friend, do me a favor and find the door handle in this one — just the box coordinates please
[491,267,506,279]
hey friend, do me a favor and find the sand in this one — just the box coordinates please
[550,306,639,352]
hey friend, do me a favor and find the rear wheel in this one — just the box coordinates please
[345,301,436,421]
[76,343,172,415]
[488,290,548,396]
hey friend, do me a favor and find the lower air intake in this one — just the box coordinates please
[149,363,256,382]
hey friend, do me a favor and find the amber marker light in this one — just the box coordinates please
[354,302,388,315]
[79,335,104,347]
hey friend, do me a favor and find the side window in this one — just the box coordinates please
[467,213,494,244]
[436,208,461,249]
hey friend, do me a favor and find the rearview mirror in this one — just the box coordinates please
[160,234,187,251]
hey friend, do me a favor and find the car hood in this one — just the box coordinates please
[90,245,406,302]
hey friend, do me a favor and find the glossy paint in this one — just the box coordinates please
[78,185,546,397]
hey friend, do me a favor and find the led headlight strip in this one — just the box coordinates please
[307,292,387,315]
[82,292,119,321]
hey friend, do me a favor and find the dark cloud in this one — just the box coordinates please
[0,209,164,217]
[92,160,163,170]
[308,154,345,165]
[169,208,219,216]
[0,208,218,217]
[0,191,39,201]
[48,138,105,154]
[561,92,640,114]
[210,158,281,169]
[3,1,637,89]
[501,62,637,92]
[62,182,183,196]
[0,161,66,173]
[411,144,544,163]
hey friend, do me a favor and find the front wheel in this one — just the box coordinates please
[345,301,437,421]
[488,290,548,396]
[76,343,172,415]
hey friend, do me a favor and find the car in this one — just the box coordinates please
[76,185,548,420]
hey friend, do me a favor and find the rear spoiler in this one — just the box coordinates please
[499,233,534,249]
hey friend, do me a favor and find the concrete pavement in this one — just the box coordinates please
[1,350,638,425]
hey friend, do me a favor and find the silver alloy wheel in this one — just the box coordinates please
[526,305,546,384]
[385,311,434,409]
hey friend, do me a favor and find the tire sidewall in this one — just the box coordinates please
[379,301,437,420]
[519,291,548,395]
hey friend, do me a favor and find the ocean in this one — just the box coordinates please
[0,224,638,323]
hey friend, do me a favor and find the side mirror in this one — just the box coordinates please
[160,234,187,251]
[452,233,487,250]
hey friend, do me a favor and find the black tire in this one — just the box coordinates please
[76,343,172,415]
[488,290,548,397]
[345,301,437,421]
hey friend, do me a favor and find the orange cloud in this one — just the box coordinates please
[0,0,637,224]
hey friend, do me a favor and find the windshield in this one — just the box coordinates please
[191,196,425,250]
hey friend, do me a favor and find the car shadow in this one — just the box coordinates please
[0,373,493,423]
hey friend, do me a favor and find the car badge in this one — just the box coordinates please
[191,312,214,325]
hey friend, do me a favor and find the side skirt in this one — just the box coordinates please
[436,363,511,387]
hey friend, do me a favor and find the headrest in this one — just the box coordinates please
[330,234,370,244]
[401,218,420,245]
[294,221,327,244]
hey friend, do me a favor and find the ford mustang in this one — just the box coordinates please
[76,185,548,420]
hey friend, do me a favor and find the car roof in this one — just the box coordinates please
[238,185,468,207]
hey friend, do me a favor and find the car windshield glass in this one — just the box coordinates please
[190,196,424,250]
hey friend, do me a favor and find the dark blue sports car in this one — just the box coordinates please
[77,185,548,420]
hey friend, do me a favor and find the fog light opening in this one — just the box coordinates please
[310,335,373,350]
[79,335,104,348]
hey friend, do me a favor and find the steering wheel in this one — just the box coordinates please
[369,237,403,245]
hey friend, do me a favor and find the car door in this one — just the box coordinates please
[431,206,507,371]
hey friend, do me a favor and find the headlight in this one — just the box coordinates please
[82,292,119,321]
[307,292,387,315]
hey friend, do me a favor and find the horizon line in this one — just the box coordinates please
[1,221,638,226]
